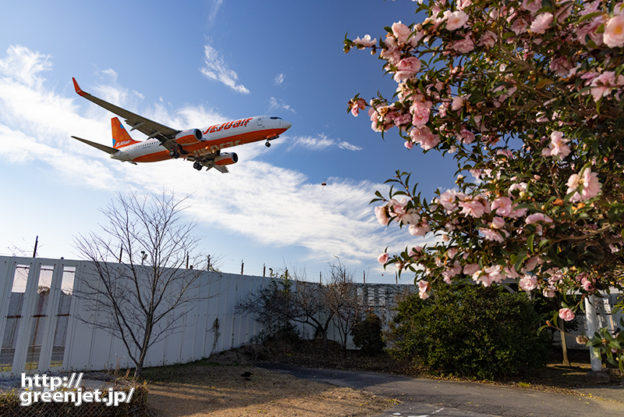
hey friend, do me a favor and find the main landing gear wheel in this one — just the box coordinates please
[193,162,202,171]
[265,141,271,147]
[170,149,180,158]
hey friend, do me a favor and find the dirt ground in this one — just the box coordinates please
[144,363,395,417]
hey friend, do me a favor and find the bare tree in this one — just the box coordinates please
[324,260,362,352]
[75,192,204,377]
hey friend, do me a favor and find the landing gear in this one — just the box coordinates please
[170,149,180,158]
[193,161,202,171]
[265,141,271,147]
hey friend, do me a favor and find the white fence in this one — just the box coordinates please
[0,256,270,377]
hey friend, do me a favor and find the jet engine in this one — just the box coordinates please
[214,152,238,166]
[175,129,203,145]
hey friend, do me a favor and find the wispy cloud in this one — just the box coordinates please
[268,97,295,114]
[200,44,250,94]
[274,73,285,85]
[0,45,414,270]
[207,0,224,25]
[288,134,362,152]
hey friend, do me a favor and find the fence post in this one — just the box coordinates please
[584,295,603,372]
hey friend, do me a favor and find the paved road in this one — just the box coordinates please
[259,364,624,417]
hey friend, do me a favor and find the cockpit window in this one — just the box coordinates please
[270,116,282,119]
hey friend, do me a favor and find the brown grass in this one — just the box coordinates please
[143,362,395,417]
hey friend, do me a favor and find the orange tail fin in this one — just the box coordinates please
[111,117,140,149]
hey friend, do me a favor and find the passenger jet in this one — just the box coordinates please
[70,78,292,173]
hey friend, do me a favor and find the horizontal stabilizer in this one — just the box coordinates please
[71,136,118,155]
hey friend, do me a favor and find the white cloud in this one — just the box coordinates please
[274,73,285,85]
[0,45,411,269]
[288,134,362,152]
[200,44,250,94]
[268,96,295,114]
[207,0,224,25]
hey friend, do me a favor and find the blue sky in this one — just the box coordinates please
[0,0,457,283]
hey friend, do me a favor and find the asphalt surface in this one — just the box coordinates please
[259,364,624,417]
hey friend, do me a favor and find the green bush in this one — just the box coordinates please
[352,312,385,355]
[388,283,549,380]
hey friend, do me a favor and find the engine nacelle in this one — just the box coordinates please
[214,152,238,166]
[175,129,202,145]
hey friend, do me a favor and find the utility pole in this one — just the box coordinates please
[119,247,123,263]
[241,260,244,275]
[363,270,366,284]
[32,235,38,258]
[262,264,266,277]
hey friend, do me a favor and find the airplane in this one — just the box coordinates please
[70,78,292,173]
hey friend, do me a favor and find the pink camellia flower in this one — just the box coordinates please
[559,308,575,321]
[417,280,431,299]
[543,286,556,298]
[530,12,553,34]
[451,35,475,53]
[546,131,571,158]
[409,222,431,236]
[380,36,401,65]
[477,265,505,287]
[451,96,464,111]
[522,0,542,14]
[523,256,542,272]
[567,167,602,202]
[442,262,462,284]
[394,57,422,82]
[374,205,390,226]
[392,21,412,44]
[404,140,414,150]
[463,263,480,276]
[491,196,513,217]
[459,128,475,144]
[350,98,367,117]
[581,276,594,292]
[511,17,529,35]
[519,275,538,292]
[353,34,377,48]
[410,126,440,150]
[459,199,486,218]
[438,189,458,212]
[378,252,389,265]
[393,112,412,128]
[410,99,431,127]
[604,15,624,48]
[504,265,521,279]
[479,228,504,242]
[491,216,505,229]
[526,213,553,224]
[479,31,497,48]
[444,10,469,31]
[399,209,420,225]
[589,71,624,102]
[458,0,472,9]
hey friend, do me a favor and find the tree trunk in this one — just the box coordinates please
[560,322,570,366]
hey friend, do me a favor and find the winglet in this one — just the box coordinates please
[72,77,86,96]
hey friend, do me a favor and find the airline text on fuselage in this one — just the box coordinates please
[203,118,253,135]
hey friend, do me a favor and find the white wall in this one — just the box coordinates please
[0,256,269,377]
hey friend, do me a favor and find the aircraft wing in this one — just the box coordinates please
[72,77,179,151]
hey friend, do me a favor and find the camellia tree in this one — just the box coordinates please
[346,0,624,369]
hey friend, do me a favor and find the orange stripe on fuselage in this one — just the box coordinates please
[131,128,286,163]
